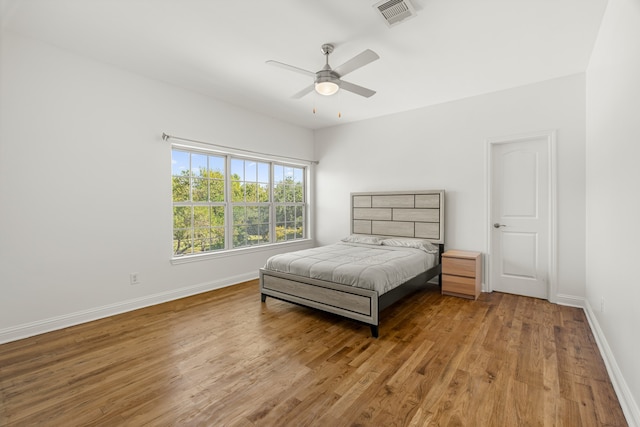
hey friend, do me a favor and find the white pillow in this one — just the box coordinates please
[381,238,439,253]
[340,235,384,245]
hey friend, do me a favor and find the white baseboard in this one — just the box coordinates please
[554,293,585,308]
[583,299,640,427]
[0,272,258,345]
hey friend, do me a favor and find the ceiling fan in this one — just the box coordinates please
[266,43,379,99]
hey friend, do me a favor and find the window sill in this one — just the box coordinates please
[170,239,313,265]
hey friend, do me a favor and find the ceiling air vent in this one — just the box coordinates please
[373,0,417,27]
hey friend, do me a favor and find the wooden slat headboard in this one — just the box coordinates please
[350,190,445,244]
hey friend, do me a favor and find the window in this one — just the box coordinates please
[172,150,226,256]
[274,164,305,242]
[171,147,307,257]
[230,158,271,247]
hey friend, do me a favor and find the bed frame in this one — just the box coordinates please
[260,190,445,337]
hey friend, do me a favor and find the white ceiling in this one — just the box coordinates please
[1,0,608,130]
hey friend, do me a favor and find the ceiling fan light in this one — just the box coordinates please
[315,80,339,96]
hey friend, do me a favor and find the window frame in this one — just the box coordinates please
[228,156,273,248]
[171,144,311,263]
[272,163,307,243]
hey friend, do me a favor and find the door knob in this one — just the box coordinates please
[493,223,506,228]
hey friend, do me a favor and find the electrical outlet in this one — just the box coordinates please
[130,272,140,285]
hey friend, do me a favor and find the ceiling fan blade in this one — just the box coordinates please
[265,60,316,78]
[339,80,376,98]
[291,84,315,99]
[333,49,380,77]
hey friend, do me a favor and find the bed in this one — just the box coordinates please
[259,190,445,337]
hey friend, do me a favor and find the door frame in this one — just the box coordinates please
[485,130,558,302]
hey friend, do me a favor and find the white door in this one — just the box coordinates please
[489,134,553,299]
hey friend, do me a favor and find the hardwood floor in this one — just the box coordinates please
[0,280,627,426]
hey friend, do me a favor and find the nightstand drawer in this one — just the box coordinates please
[442,274,476,297]
[442,257,477,278]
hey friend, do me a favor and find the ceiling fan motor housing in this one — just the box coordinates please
[315,70,340,85]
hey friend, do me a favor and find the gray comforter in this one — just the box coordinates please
[264,242,437,294]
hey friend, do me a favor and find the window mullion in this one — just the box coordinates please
[270,161,275,244]
[225,155,232,251]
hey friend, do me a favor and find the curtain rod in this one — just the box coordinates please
[162,133,319,165]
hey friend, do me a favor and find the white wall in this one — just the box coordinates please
[314,74,586,300]
[0,32,314,342]
[586,0,640,424]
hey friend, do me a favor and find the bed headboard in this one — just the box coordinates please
[350,190,445,244]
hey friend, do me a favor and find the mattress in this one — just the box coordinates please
[263,242,437,294]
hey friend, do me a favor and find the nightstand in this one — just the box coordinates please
[441,250,482,300]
